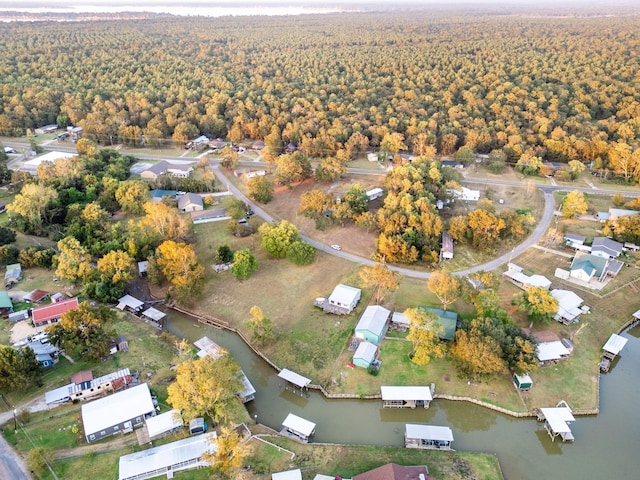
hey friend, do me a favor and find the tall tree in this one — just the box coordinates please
[427,270,461,310]
[405,308,447,366]
[514,286,559,324]
[246,306,275,345]
[115,180,150,214]
[204,425,253,480]
[231,249,258,280]
[155,240,205,301]
[358,263,400,304]
[96,250,135,288]
[258,220,299,259]
[55,237,94,284]
[47,302,116,362]
[247,176,274,204]
[167,355,243,423]
[7,183,58,230]
[561,190,588,218]
[139,202,191,241]
[0,345,41,392]
[450,328,507,380]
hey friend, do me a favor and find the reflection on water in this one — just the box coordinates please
[166,311,640,480]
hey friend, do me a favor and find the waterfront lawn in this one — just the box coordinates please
[258,435,503,480]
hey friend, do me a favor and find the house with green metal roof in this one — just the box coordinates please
[418,307,459,340]
[0,291,13,315]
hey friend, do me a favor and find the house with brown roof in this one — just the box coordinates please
[353,463,431,480]
[24,289,49,303]
[32,297,79,327]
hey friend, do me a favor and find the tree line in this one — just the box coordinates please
[0,13,639,179]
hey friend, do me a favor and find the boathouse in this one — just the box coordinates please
[536,401,575,442]
[281,413,316,443]
[116,294,145,314]
[600,333,628,372]
[141,307,166,327]
[381,385,434,409]
[404,424,454,450]
[278,368,311,395]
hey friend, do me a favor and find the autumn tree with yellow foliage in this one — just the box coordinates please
[204,425,253,479]
[450,328,506,380]
[427,270,461,311]
[154,240,205,301]
[359,263,400,304]
[405,308,447,366]
[514,286,559,324]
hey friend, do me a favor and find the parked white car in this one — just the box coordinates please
[330,244,342,251]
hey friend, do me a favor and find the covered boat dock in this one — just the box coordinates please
[600,333,628,372]
[380,385,435,409]
[278,368,311,397]
[281,413,316,443]
[536,401,575,442]
[404,423,454,450]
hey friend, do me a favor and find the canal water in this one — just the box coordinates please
[166,314,640,480]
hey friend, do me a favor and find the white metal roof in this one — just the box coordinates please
[355,305,390,337]
[391,311,410,326]
[515,373,533,385]
[118,432,217,480]
[45,384,72,404]
[194,336,225,359]
[634,309,640,320]
[141,307,166,322]
[603,333,628,355]
[328,284,361,306]
[82,383,154,437]
[552,289,584,321]
[282,413,316,437]
[540,407,574,434]
[278,369,311,389]
[272,469,303,480]
[353,341,377,363]
[405,424,454,442]
[381,386,432,401]
[537,341,571,362]
[145,409,183,439]
[116,294,144,310]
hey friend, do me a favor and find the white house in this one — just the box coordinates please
[177,192,204,212]
[537,341,571,363]
[450,186,480,201]
[551,289,584,324]
[326,284,361,314]
[366,187,383,201]
[591,237,623,259]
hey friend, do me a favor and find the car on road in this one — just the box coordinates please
[4,147,16,154]
[330,244,342,251]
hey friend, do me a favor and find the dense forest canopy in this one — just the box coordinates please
[0,12,639,164]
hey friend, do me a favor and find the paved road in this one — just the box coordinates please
[0,433,31,480]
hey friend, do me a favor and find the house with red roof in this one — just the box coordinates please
[32,297,79,327]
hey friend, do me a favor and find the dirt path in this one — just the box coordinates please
[53,434,138,459]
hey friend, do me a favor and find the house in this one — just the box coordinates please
[355,305,390,344]
[570,252,623,283]
[441,231,454,260]
[404,424,453,450]
[149,189,178,203]
[536,401,575,442]
[192,135,209,147]
[141,307,166,327]
[118,432,216,480]
[281,413,316,443]
[177,192,204,212]
[45,368,133,405]
[190,208,229,224]
[607,208,639,221]
[252,140,265,150]
[418,307,459,340]
[32,297,79,327]
[35,124,58,135]
[551,289,585,324]
[116,294,144,314]
[115,335,129,352]
[209,138,227,150]
[353,463,431,480]
[537,341,571,364]
[0,291,13,315]
[381,385,434,409]
[564,233,586,248]
[22,339,59,367]
[503,266,551,290]
[71,370,94,390]
[366,187,383,201]
[23,289,49,303]
[145,409,184,440]
[591,237,624,259]
[67,125,83,140]
[140,161,193,180]
[353,341,377,368]
[4,263,22,286]
[513,373,533,391]
[82,383,156,443]
[325,284,361,314]
[390,311,410,331]
[450,186,480,201]
[272,469,303,480]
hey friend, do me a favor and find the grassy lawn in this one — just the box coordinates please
[256,435,503,480]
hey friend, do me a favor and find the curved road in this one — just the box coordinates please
[214,164,557,279]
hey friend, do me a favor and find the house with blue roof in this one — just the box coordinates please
[570,252,623,283]
[355,305,390,344]
[418,307,459,341]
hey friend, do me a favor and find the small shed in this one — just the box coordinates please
[441,231,454,260]
[137,261,148,277]
[513,373,533,391]
[272,469,303,480]
[115,335,129,352]
[353,341,377,368]
[50,292,64,303]
[4,263,22,286]
[381,385,434,409]
[354,305,390,344]
[390,311,410,331]
[281,413,316,443]
[8,309,29,322]
[366,187,383,201]
[404,424,454,450]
